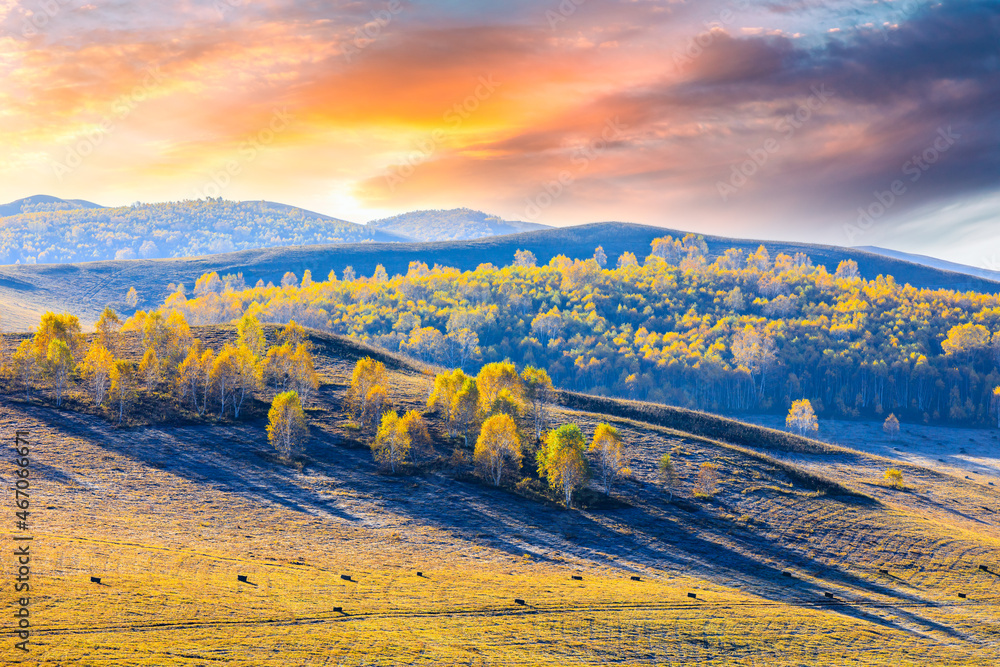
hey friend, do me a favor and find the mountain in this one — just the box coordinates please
[0,198,408,264]
[858,245,1000,283]
[2,221,998,332]
[367,208,548,241]
[0,194,105,217]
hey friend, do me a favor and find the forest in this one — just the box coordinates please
[148,234,1000,427]
[0,198,391,264]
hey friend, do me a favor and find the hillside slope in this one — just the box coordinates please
[3,326,998,665]
[367,208,548,241]
[0,198,408,265]
[0,194,105,216]
[859,245,1000,283]
[2,222,998,331]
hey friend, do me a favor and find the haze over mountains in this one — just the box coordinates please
[0,196,543,264]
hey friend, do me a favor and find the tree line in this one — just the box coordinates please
[0,309,318,428]
[155,234,1000,427]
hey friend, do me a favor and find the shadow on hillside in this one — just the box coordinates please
[20,401,965,642]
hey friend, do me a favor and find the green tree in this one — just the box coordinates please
[658,452,678,500]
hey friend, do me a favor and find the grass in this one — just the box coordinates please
[2,325,1000,664]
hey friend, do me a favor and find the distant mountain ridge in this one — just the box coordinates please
[367,208,547,241]
[1,221,998,331]
[858,246,1000,283]
[0,194,105,217]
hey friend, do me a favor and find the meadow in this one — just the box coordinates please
[3,325,999,665]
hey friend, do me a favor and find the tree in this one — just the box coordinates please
[362,385,389,429]
[658,452,678,500]
[11,340,41,399]
[231,345,260,418]
[589,423,630,495]
[138,348,161,393]
[942,323,990,362]
[883,413,900,440]
[34,311,83,360]
[267,391,309,459]
[537,424,590,507]
[348,357,388,425]
[109,359,136,425]
[175,342,202,410]
[198,348,216,415]
[81,342,114,406]
[474,414,522,486]
[237,312,267,360]
[278,320,308,350]
[884,468,904,490]
[45,339,74,407]
[452,377,480,445]
[513,249,537,268]
[695,462,721,498]
[399,410,432,462]
[786,399,818,436]
[993,387,1000,428]
[371,411,411,473]
[521,366,554,440]
[428,368,470,436]
[211,345,239,417]
[95,307,123,353]
[593,246,607,268]
[477,361,524,417]
[125,286,139,308]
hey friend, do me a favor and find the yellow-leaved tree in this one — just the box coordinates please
[81,342,114,406]
[46,339,75,407]
[371,410,410,473]
[537,424,590,507]
[477,361,524,418]
[474,414,521,486]
[109,359,136,425]
[786,399,818,436]
[589,423,630,495]
[267,390,309,459]
[348,357,389,428]
[521,366,554,441]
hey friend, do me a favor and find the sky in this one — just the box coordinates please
[0,0,997,265]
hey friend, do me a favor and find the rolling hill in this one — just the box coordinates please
[0,194,105,216]
[859,245,1000,283]
[0,198,408,265]
[367,208,548,241]
[1,222,998,331]
[2,324,998,665]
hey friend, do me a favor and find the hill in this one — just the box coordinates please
[0,194,105,217]
[1,221,998,332]
[859,245,1000,283]
[0,198,408,265]
[3,324,999,665]
[367,208,548,241]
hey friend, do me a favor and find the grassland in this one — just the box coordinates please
[2,327,1000,664]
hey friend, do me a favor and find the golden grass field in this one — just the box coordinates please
[2,328,1000,665]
